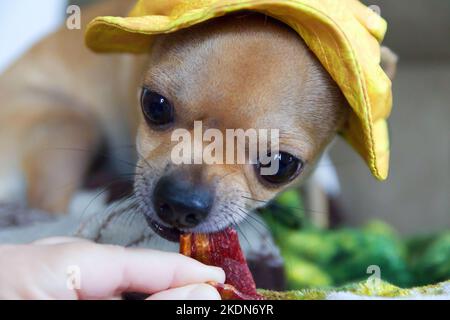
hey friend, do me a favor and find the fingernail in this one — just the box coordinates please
[188,284,221,300]
[207,266,226,283]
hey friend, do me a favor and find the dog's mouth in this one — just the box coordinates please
[146,218,181,243]
[144,212,262,300]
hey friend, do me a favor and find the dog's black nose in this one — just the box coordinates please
[153,175,214,229]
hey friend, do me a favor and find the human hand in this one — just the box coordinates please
[0,237,225,300]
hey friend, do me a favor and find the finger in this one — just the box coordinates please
[33,237,91,245]
[147,284,221,300]
[68,245,225,299]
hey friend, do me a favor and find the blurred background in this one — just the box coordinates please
[0,0,448,237]
[330,0,450,235]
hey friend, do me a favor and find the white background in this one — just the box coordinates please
[0,0,67,73]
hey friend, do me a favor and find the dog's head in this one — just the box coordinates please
[133,14,350,241]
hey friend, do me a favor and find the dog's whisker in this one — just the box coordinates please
[75,194,135,237]
[241,195,328,216]
[135,149,153,171]
[217,215,231,243]
[122,201,144,228]
[228,206,277,252]
[111,195,137,222]
[228,200,270,229]
[111,144,137,150]
[79,177,137,220]
[231,204,272,232]
[33,170,142,210]
[47,147,142,169]
[216,170,240,184]
[231,207,274,247]
[91,195,140,241]
[230,213,253,251]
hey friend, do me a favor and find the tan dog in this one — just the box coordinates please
[0,0,396,241]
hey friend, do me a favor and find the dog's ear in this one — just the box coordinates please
[380,46,398,80]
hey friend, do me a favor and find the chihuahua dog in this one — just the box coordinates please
[0,0,396,242]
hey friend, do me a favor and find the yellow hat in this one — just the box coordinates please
[85,0,392,180]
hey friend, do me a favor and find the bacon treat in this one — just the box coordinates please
[180,227,264,300]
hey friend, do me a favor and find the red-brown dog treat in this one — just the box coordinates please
[180,228,263,300]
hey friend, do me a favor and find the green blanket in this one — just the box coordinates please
[260,190,450,290]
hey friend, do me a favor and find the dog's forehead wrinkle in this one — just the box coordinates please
[148,16,316,103]
[144,67,189,105]
[149,17,335,104]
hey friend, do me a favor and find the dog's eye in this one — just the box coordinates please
[257,152,303,186]
[141,88,174,127]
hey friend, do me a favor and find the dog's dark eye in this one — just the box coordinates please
[257,152,303,186]
[140,88,174,127]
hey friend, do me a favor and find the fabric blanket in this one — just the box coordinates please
[260,279,450,300]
